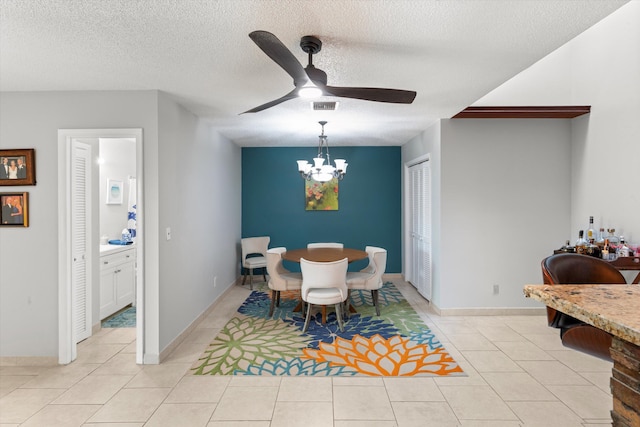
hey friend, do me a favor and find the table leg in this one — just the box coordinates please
[610,336,640,426]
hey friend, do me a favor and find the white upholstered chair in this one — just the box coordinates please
[240,236,270,290]
[266,247,302,317]
[307,242,344,248]
[300,257,349,332]
[346,246,387,316]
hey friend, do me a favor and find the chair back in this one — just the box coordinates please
[241,236,270,264]
[541,253,626,326]
[361,246,385,274]
[307,242,344,248]
[300,257,348,301]
[266,247,301,291]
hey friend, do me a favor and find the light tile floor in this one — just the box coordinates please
[0,279,614,426]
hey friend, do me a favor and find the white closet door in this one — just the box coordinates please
[409,160,432,301]
[71,140,92,343]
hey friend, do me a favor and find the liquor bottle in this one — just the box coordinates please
[575,230,588,255]
[601,238,610,260]
[617,236,631,257]
[606,229,620,255]
[586,238,601,258]
[596,228,606,247]
[586,216,595,242]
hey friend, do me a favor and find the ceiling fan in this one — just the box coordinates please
[242,30,417,113]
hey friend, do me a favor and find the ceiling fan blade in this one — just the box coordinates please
[249,31,308,87]
[241,89,299,114]
[323,85,417,104]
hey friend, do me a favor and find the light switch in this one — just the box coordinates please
[166,227,171,240]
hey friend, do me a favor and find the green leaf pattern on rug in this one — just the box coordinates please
[192,315,311,375]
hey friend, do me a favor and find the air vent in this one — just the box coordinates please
[312,101,339,111]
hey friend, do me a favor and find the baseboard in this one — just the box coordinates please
[92,322,102,335]
[0,356,58,367]
[430,304,546,316]
[158,279,240,363]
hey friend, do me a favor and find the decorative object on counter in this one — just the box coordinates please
[121,227,132,243]
[297,121,347,182]
[0,149,36,186]
[192,282,464,377]
[108,239,133,245]
[105,178,123,204]
[0,192,28,227]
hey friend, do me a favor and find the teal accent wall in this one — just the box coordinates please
[242,146,401,272]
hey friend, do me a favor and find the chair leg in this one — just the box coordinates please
[241,269,247,286]
[303,303,313,333]
[372,290,380,316]
[276,291,281,307]
[249,268,253,290]
[335,303,344,332]
[262,267,267,282]
[321,306,327,324]
[269,290,276,317]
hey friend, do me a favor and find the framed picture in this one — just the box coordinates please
[1,192,28,227]
[0,149,36,186]
[106,179,123,204]
[305,178,339,211]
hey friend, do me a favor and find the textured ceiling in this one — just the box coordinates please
[0,0,629,147]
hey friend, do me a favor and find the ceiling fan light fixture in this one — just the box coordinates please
[298,84,322,98]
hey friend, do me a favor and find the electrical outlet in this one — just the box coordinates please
[493,284,500,295]
[214,276,217,288]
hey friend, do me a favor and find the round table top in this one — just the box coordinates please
[282,247,368,263]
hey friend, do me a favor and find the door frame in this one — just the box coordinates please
[403,153,430,285]
[58,128,145,364]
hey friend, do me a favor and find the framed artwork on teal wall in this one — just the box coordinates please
[305,178,338,211]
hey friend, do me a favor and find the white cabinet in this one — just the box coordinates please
[100,246,135,320]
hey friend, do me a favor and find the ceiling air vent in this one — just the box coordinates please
[312,101,339,111]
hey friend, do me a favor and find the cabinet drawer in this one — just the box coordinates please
[100,248,135,269]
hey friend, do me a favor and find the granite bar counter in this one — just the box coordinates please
[524,284,640,427]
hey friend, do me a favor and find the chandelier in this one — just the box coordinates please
[297,121,348,182]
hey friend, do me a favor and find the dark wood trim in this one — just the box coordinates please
[452,106,591,119]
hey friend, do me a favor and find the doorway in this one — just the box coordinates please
[57,128,144,365]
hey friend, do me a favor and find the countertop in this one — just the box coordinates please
[100,244,135,255]
[523,284,640,346]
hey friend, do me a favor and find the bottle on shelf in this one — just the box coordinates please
[555,240,575,254]
[596,228,606,247]
[586,216,595,243]
[617,236,631,257]
[606,229,620,256]
[575,230,588,255]
[586,237,601,258]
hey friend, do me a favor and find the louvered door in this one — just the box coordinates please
[409,160,432,300]
[71,140,92,343]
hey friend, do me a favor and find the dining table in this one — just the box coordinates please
[524,284,640,426]
[282,247,368,322]
[282,247,368,263]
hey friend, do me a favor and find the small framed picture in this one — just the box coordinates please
[106,179,123,204]
[0,149,36,186]
[1,192,28,227]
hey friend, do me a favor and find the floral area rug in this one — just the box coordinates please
[191,282,464,377]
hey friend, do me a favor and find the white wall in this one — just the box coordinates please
[0,91,158,357]
[401,1,640,311]
[0,91,242,360]
[156,93,241,353]
[476,1,640,243]
[99,138,136,241]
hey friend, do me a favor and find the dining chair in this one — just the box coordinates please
[346,246,387,315]
[541,253,627,361]
[307,242,344,248]
[240,236,270,290]
[266,247,302,317]
[300,257,349,333]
